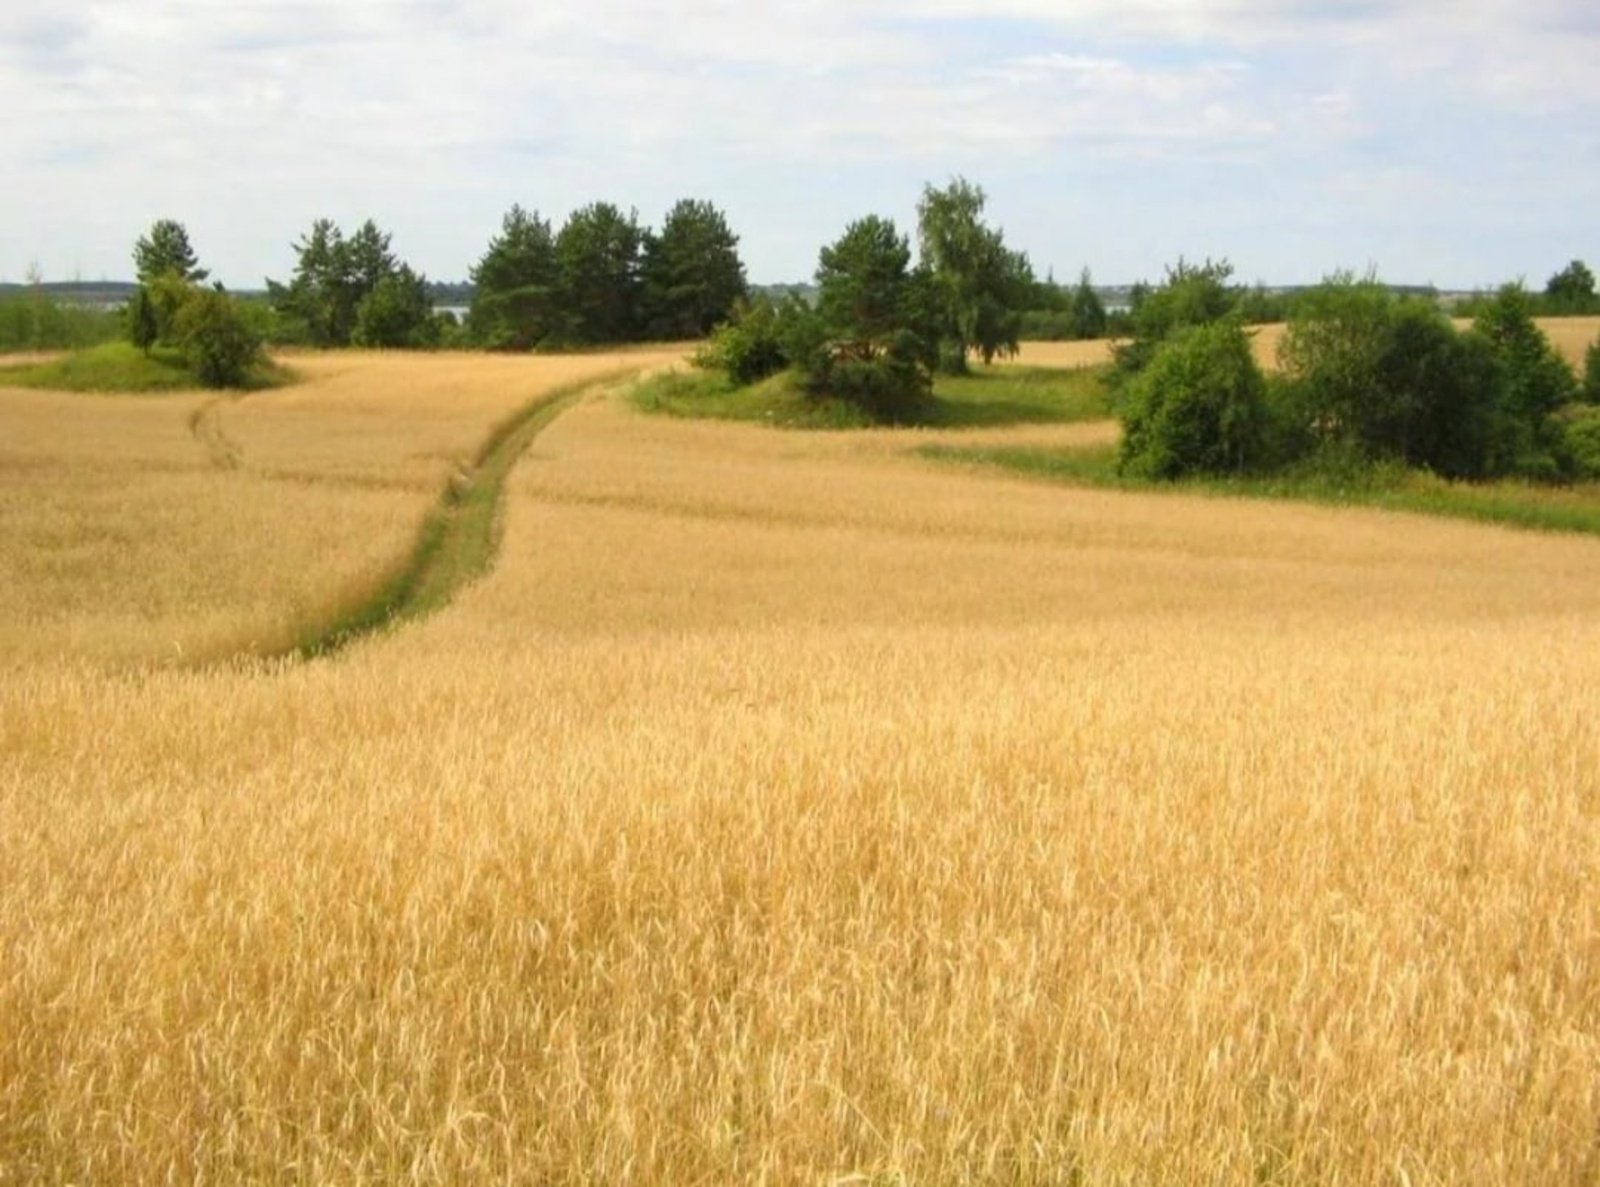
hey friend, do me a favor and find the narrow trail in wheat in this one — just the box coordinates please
[281,372,632,662]
[188,397,245,470]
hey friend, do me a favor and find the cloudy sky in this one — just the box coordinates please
[4,1,1596,289]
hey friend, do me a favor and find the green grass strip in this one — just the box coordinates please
[289,371,630,660]
[921,442,1600,539]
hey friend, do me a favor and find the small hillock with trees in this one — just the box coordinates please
[2,221,287,392]
[681,178,1047,425]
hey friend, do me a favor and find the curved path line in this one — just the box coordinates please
[280,370,631,662]
[189,397,244,470]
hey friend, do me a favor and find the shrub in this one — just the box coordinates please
[803,330,932,423]
[1112,258,1238,386]
[1583,337,1600,405]
[694,297,791,385]
[125,286,159,354]
[172,289,263,388]
[1282,277,1505,479]
[1119,318,1270,480]
[1560,406,1600,479]
[353,267,438,349]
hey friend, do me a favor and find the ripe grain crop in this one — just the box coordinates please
[2,358,1598,1184]
[1016,316,1599,375]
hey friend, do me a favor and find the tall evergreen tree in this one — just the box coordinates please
[468,205,561,350]
[553,203,644,344]
[133,219,208,284]
[639,199,748,339]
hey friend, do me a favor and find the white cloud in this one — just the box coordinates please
[1,0,1595,286]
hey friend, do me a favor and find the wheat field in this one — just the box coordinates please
[2,350,1598,1184]
[1015,315,1600,374]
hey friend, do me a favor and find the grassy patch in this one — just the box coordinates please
[0,341,294,394]
[629,368,877,429]
[629,363,1112,430]
[924,440,1600,538]
[924,364,1113,426]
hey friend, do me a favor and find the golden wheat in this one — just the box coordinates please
[2,355,1598,1184]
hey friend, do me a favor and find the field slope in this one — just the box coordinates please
[2,353,1598,1185]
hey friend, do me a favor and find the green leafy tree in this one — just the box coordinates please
[125,285,159,354]
[553,203,645,344]
[267,219,352,346]
[916,177,1030,370]
[268,219,418,348]
[1472,283,1577,477]
[133,219,208,284]
[468,205,561,350]
[1583,336,1600,405]
[1281,275,1504,478]
[1113,258,1238,385]
[1544,259,1596,315]
[640,199,748,339]
[172,288,262,388]
[354,265,438,348]
[1119,317,1270,479]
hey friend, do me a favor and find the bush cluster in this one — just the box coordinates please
[1116,267,1591,485]
[123,271,262,388]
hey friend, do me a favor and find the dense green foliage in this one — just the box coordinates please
[0,292,121,352]
[125,285,159,354]
[1584,337,1600,405]
[916,178,1032,370]
[1471,284,1577,477]
[353,266,439,349]
[1119,318,1270,479]
[1544,259,1597,315]
[1280,279,1502,478]
[170,287,264,387]
[691,295,806,386]
[268,219,435,348]
[551,203,645,345]
[692,181,1033,422]
[467,206,561,350]
[1116,268,1587,487]
[640,199,748,339]
[468,198,747,349]
[133,219,208,285]
[1113,258,1239,386]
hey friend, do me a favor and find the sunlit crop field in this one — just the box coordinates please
[1017,316,1599,374]
[3,350,1598,1184]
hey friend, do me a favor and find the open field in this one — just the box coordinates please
[3,352,1599,1184]
[1016,316,1600,374]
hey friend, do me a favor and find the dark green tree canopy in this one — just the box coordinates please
[125,285,159,354]
[640,199,748,339]
[816,215,914,352]
[554,203,644,344]
[1545,259,1596,314]
[468,205,561,350]
[134,219,208,284]
[355,264,438,349]
[268,218,430,348]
